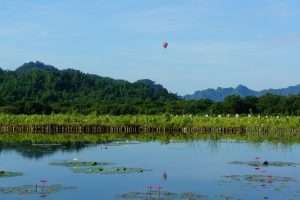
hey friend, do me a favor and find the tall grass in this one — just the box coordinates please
[0,114,299,129]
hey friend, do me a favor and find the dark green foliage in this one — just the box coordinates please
[1,61,300,115]
[0,62,177,114]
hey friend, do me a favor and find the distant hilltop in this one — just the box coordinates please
[184,84,300,101]
[0,61,177,114]
[1,61,300,115]
[2,61,300,106]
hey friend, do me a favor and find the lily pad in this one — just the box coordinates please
[224,175,294,183]
[49,160,112,167]
[105,141,140,147]
[0,184,76,195]
[0,171,23,178]
[120,191,207,200]
[229,161,300,167]
[71,166,149,175]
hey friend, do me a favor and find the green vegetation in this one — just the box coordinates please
[0,171,23,178]
[121,191,207,200]
[50,159,149,175]
[1,62,300,115]
[0,61,176,115]
[0,184,75,195]
[0,114,299,129]
[71,166,147,175]
[224,175,294,183]
[1,132,300,146]
[229,161,300,167]
[49,160,111,167]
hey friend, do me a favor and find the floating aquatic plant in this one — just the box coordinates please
[105,141,140,147]
[49,160,112,167]
[229,161,300,167]
[50,159,149,175]
[71,166,149,175]
[120,191,207,200]
[0,170,23,178]
[224,175,294,184]
[0,184,76,195]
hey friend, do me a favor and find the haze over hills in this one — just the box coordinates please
[184,84,300,101]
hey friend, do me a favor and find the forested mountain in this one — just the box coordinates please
[1,61,300,115]
[0,61,177,114]
[185,84,300,101]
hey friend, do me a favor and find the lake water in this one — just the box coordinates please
[1,138,300,200]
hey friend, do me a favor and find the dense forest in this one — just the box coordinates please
[1,61,300,115]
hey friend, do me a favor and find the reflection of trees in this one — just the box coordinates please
[0,142,93,160]
[0,133,296,159]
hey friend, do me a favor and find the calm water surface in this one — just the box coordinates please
[1,139,300,200]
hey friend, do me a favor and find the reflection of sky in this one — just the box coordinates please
[1,140,300,199]
[1,1,300,95]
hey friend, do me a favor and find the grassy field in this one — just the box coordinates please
[0,114,299,129]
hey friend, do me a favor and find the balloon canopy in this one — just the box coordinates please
[162,42,169,49]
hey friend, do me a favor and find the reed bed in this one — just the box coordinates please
[0,114,299,128]
[0,114,299,135]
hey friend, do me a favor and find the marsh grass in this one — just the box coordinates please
[0,114,299,129]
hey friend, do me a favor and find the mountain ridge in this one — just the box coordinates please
[0,61,177,114]
[184,84,300,101]
[2,61,300,104]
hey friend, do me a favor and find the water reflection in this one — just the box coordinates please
[0,133,298,159]
[0,142,90,159]
[0,134,300,200]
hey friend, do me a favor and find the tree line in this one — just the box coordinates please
[0,62,300,115]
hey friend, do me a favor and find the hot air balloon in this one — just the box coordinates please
[162,42,169,49]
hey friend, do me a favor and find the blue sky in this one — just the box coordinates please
[1,0,300,95]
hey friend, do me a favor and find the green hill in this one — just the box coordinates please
[0,61,177,114]
[1,61,300,115]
